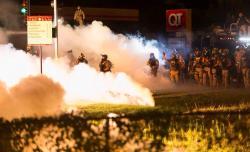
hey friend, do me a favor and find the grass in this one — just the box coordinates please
[75,89,250,118]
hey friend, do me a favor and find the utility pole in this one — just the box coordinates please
[52,0,59,59]
[27,0,30,16]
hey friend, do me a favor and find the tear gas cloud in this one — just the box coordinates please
[0,43,154,120]
[0,28,8,44]
[0,20,175,119]
[43,21,172,90]
[0,76,64,120]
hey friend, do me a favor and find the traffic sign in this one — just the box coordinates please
[27,16,52,45]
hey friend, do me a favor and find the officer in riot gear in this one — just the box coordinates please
[147,53,159,77]
[221,49,232,88]
[211,49,222,88]
[178,52,186,83]
[241,53,250,88]
[162,52,168,69]
[99,54,113,73]
[74,6,85,26]
[210,48,218,87]
[76,52,88,64]
[193,48,203,85]
[201,48,212,87]
[168,53,180,83]
[234,47,246,86]
[188,52,195,79]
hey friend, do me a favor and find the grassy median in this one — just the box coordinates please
[77,89,250,118]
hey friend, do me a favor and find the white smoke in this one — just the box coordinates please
[43,21,171,90]
[0,28,8,44]
[0,43,154,119]
[0,20,177,119]
[0,76,64,120]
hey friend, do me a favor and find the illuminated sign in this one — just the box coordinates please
[27,16,52,45]
[166,9,191,32]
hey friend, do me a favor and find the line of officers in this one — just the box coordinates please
[147,47,250,88]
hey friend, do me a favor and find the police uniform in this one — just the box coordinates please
[211,55,222,88]
[147,54,159,77]
[221,54,231,88]
[77,54,88,64]
[201,55,212,87]
[235,48,246,86]
[241,56,250,88]
[188,53,195,79]
[193,51,203,85]
[178,54,185,83]
[168,55,179,83]
[99,55,112,73]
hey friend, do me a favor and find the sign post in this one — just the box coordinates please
[27,16,53,74]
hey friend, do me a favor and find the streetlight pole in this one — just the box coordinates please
[52,0,59,59]
[28,0,30,16]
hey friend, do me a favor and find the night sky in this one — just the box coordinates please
[29,0,250,32]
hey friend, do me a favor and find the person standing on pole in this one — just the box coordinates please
[74,6,85,26]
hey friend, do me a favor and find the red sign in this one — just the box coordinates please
[166,9,188,32]
[27,16,52,21]
[27,16,53,45]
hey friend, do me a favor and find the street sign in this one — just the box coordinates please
[27,16,52,45]
[166,9,192,32]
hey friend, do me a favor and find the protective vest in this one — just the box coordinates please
[74,10,85,21]
[193,56,202,68]
[148,58,159,68]
[169,58,179,71]
[221,57,231,69]
[202,56,210,67]
[77,56,88,64]
[100,60,112,72]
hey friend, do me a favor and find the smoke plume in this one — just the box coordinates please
[43,21,172,90]
[0,43,154,119]
[0,28,8,44]
[0,19,176,119]
[0,76,64,120]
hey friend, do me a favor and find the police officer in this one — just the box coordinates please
[168,53,180,83]
[193,49,203,85]
[74,6,85,26]
[234,47,246,86]
[241,54,250,88]
[76,53,88,64]
[178,53,186,83]
[221,49,232,88]
[211,49,222,88]
[99,54,113,73]
[201,48,212,87]
[162,52,168,69]
[147,53,159,77]
[188,52,195,80]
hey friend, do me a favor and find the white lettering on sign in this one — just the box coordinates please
[168,13,183,27]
